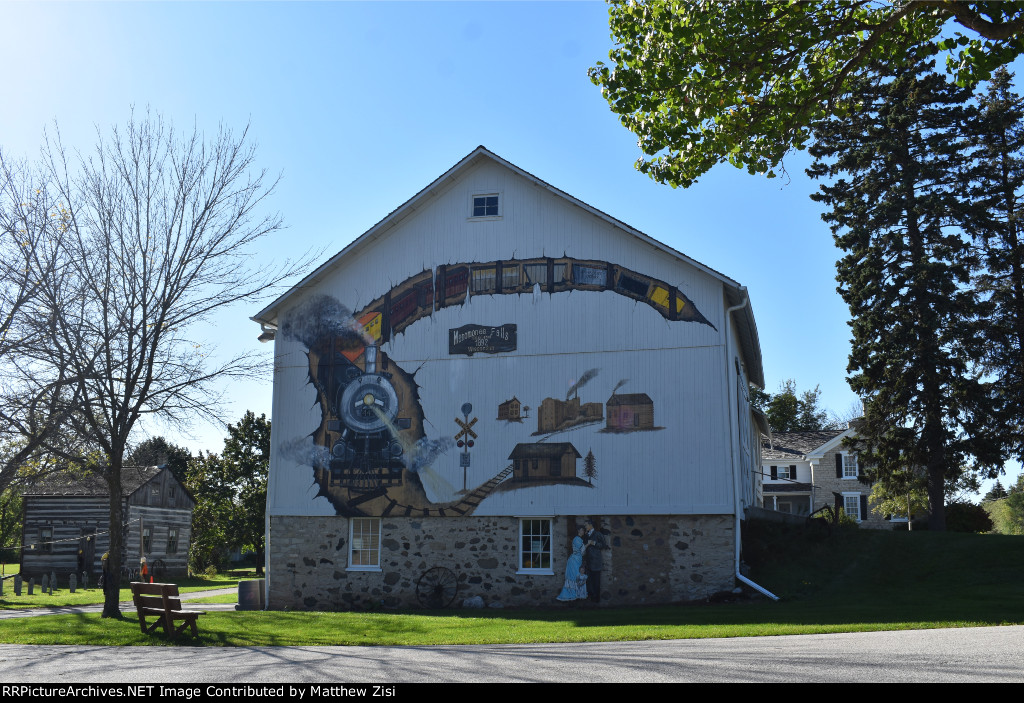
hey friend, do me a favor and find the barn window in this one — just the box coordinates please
[518,518,552,573]
[168,485,177,507]
[471,193,500,218]
[167,528,179,554]
[348,518,381,570]
[142,527,152,553]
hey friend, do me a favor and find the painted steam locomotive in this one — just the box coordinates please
[318,343,410,492]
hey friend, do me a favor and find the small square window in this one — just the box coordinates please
[519,518,552,572]
[349,518,381,570]
[471,194,500,218]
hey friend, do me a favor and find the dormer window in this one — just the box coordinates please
[471,193,500,218]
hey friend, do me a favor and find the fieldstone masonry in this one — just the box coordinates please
[268,514,735,610]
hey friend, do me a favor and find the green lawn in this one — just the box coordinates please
[0,527,1020,646]
[0,572,243,610]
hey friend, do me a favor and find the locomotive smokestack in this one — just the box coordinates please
[365,344,378,374]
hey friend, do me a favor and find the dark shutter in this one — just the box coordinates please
[770,466,777,480]
[835,453,843,478]
[834,494,842,514]
[860,494,869,520]
[790,465,797,480]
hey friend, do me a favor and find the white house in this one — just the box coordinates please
[761,429,894,528]
[251,147,770,608]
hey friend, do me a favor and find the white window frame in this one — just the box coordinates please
[347,517,382,572]
[517,517,554,575]
[777,465,792,481]
[842,452,859,479]
[469,192,502,220]
[843,493,862,522]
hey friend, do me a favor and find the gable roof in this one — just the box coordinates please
[20,465,163,497]
[761,430,847,462]
[251,146,764,388]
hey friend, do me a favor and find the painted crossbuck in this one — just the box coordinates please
[454,416,478,443]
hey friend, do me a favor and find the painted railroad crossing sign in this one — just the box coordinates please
[455,416,478,446]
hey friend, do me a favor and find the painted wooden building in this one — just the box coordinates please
[19,466,195,579]
[253,147,768,609]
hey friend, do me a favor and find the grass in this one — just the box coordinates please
[0,527,1020,646]
[0,571,244,610]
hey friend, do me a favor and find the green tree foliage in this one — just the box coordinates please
[944,502,994,533]
[808,52,1003,531]
[983,479,1008,501]
[185,452,234,573]
[970,68,1024,466]
[185,412,269,575]
[751,379,832,432]
[589,1,1024,188]
[983,474,1024,533]
[869,469,929,531]
[127,437,192,485]
[221,411,269,575]
[0,488,21,562]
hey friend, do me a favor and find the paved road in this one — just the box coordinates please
[0,625,1021,682]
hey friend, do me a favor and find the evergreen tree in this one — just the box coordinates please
[752,379,832,432]
[808,49,1002,530]
[983,479,1008,502]
[971,67,1024,466]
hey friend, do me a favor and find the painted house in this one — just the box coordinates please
[605,392,655,432]
[761,429,894,528]
[19,466,194,579]
[252,147,768,609]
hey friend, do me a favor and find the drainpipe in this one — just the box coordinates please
[725,289,780,601]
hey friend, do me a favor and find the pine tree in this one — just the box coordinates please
[971,67,1024,467]
[584,450,597,485]
[807,49,1002,531]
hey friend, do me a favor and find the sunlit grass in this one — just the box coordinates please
[0,530,1020,646]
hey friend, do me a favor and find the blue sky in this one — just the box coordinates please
[2,1,1018,495]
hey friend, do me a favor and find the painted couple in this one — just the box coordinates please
[556,518,607,603]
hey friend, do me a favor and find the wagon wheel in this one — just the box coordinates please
[416,566,458,609]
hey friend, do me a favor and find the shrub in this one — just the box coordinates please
[944,502,993,533]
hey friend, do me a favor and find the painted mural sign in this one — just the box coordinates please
[449,323,517,356]
[280,256,707,518]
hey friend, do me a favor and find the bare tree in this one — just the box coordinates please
[0,152,86,495]
[23,111,304,617]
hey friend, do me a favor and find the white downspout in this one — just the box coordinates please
[725,289,780,601]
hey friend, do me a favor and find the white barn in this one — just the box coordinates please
[252,147,768,608]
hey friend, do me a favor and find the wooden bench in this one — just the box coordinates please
[130,582,204,638]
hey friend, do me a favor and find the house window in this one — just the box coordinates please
[519,518,552,572]
[168,486,177,508]
[777,465,792,481]
[843,494,862,522]
[843,453,859,478]
[167,528,179,554]
[39,526,53,554]
[142,527,152,553]
[471,193,500,218]
[349,518,381,570]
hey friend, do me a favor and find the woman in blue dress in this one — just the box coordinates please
[556,526,588,601]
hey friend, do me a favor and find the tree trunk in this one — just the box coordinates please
[102,464,124,618]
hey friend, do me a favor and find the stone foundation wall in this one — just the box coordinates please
[267,514,736,610]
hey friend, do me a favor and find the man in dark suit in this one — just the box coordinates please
[583,518,607,603]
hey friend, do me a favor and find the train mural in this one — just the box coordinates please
[280,256,712,517]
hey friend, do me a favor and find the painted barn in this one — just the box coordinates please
[253,147,767,609]
[19,466,194,579]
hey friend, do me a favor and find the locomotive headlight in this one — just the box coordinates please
[363,393,376,406]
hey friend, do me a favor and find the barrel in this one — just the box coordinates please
[237,579,265,610]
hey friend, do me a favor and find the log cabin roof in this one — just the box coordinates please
[18,465,162,497]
